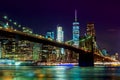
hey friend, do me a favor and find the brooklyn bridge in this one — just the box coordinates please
[0,16,119,67]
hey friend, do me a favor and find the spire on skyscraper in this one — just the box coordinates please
[73,9,80,48]
[75,9,77,22]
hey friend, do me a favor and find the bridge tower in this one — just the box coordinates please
[86,23,103,56]
[79,23,95,67]
[86,23,96,51]
[87,23,95,37]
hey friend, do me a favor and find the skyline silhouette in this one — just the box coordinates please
[0,0,120,55]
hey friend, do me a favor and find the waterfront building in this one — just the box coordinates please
[56,25,64,58]
[46,31,54,40]
[33,43,42,60]
[43,31,56,62]
[42,44,56,62]
[72,10,80,48]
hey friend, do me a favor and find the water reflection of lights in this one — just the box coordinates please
[54,66,67,70]
[24,71,35,77]
[53,66,66,78]
[95,62,120,66]
[0,70,13,80]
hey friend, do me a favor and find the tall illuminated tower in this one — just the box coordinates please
[56,25,64,54]
[56,25,64,42]
[72,10,80,47]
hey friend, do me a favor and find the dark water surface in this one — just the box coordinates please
[0,65,120,80]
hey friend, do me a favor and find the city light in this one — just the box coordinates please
[73,10,80,48]
[3,16,8,19]
[0,11,119,67]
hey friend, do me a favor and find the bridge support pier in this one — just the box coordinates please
[78,52,94,67]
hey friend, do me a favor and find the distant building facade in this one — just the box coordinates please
[46,31,54,40]
[56,25,64,55]
[56,25,64,42]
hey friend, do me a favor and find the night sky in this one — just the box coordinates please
[0,0,120,55]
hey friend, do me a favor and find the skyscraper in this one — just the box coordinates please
[46,31,54,40]
[56,25,64,42]
[56,25,64,54]
[72,10,80,48]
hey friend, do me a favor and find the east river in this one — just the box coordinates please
[0,65,120,80]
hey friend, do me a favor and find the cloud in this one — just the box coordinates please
[107,29,117,32]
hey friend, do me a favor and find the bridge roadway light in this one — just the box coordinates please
[22,27,25,29]
[3,16,8,19]
[38,35,42,38]
[0,26,2,29]
[18,25,21,27]
[9,19,12,22]
[13,22,17,25]
[14,29,17,31]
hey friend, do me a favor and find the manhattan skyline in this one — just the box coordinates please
[0,0,120,55]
